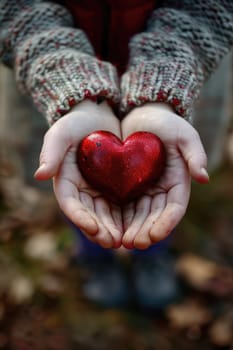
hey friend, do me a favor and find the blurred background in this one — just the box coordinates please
[0,53,233,350]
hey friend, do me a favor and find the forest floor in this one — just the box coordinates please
[0,65,233,350]
[0,142,233,350]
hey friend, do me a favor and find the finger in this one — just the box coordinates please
[94,197,122,248]
[133,193,166,249]
[122,196,151,249]
[80,227,114,249]
[76,210,114,249]
[34,122,70,180]
[79,191,95,212]
[149,181,190,243]
[60,196,99,235]
[149,202,186,243]
[92,227,114,249]
[67,194,115,248]
[66,201,114,249]
[74,211,114,248]
[178,126,209,183]
[53,177,98,235]
[111,204,123,236]
[122,202,135,231]
[78,195,115,248]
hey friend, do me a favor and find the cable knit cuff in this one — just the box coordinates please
[26,50,120,125]
[120,61,201,121]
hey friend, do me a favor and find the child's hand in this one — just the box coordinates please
[34,100,122,248]
[121,103,209,249]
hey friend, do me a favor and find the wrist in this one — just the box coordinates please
[64,99,121,137]
[70,98,115,115]
[134,102,174,114]
[120,61,199,121]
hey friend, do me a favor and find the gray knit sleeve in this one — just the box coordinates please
[0,1,120,124]
[120,0,233,121]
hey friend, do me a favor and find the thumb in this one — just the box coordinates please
[34,125,69,180]
[178,126,209,184]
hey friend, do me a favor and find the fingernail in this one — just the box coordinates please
[36,163,46,172]
[34,163,46,177]
[201,167,209,177]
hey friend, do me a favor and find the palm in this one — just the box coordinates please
[54,145,123,248]
[121,103,207,249]
[122,142,191,249]
[36,101,208,250]
[36,100,123,248]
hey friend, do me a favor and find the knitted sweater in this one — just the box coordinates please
[0,1,232,125]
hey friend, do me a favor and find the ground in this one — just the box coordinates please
[0,65,232,349]
[0,145,233,350]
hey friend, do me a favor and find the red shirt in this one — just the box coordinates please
[64,0,156,74]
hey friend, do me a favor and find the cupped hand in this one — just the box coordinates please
[34,100,122,248]
[121,103,209,250]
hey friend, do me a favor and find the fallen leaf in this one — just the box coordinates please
[176,253,217,286]
[8,275,34,304]
[176,253,233,296]
[39,274,64,297]
[166,298,212,329]
[208,311,233,347]
[24,232,57,261]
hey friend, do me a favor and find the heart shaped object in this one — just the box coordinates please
[77,131,166,205]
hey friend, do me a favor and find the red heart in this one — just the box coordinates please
[77,131,166,205]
